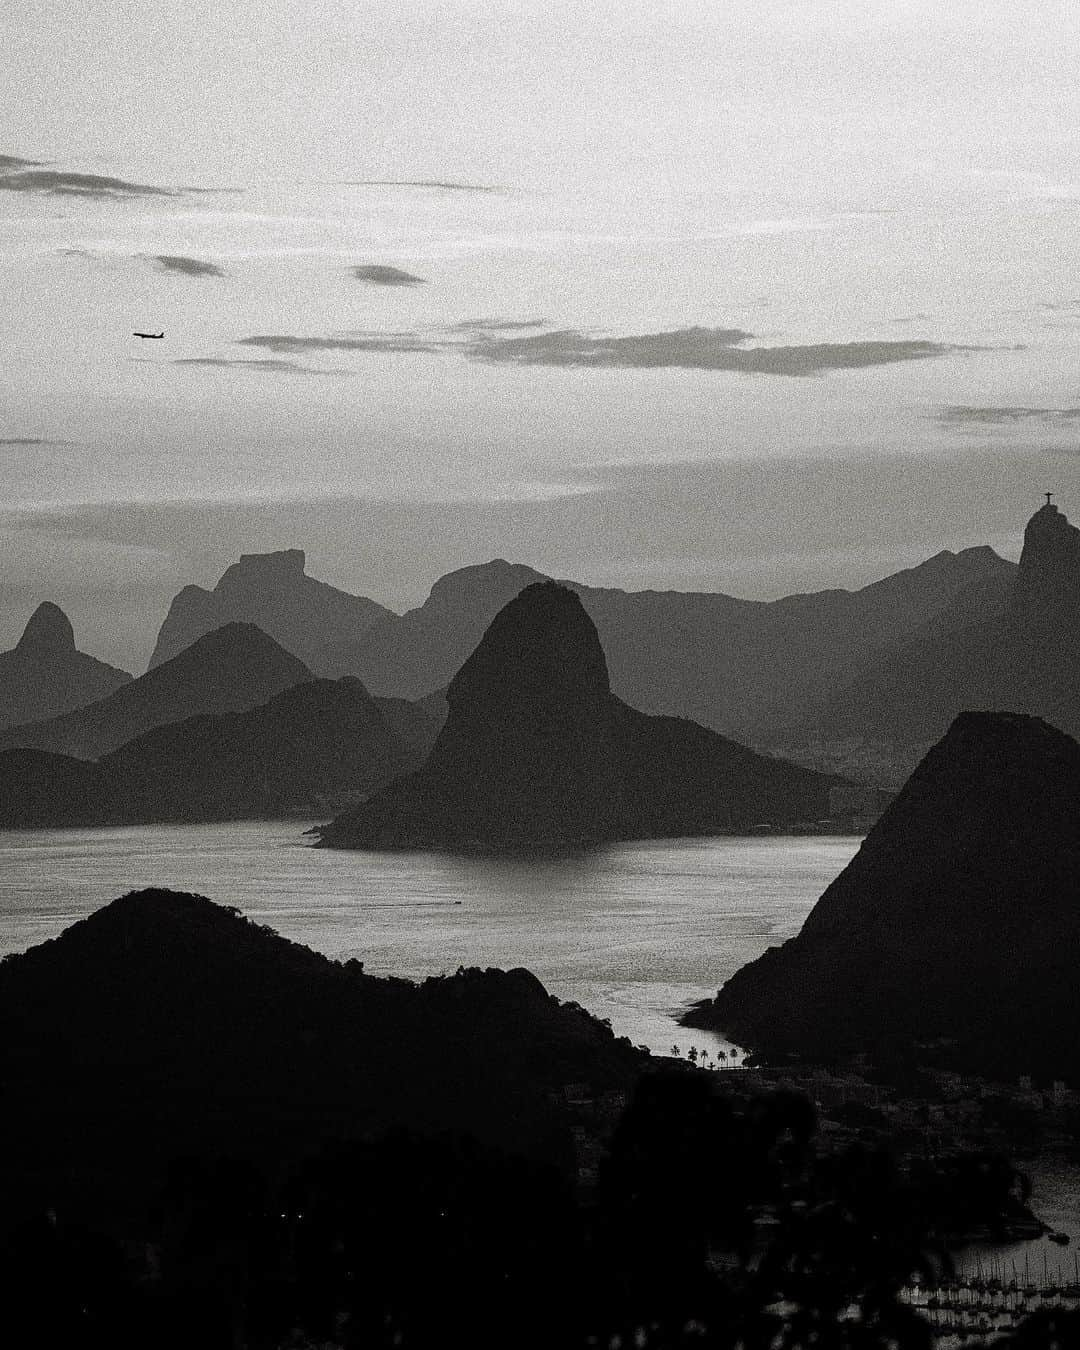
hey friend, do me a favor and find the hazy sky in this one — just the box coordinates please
[3,0,1080,667]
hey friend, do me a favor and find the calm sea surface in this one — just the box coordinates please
[0,823,859,1057]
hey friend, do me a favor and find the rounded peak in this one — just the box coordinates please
[16,601,75,653]
[448,581,609,706]
[427,559,548,606]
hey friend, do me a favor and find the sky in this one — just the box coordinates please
[3,0,1080,668]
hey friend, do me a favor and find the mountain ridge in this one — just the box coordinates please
[0,621,313,759]
[148,548,393,674]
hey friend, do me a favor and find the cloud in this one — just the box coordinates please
[0,437,70,447]
[938,405,1080,426]
[153,254,226,278]
[231,323,974,377]
[0,169,173,199]
[444,318,547,332]
[0,153,46,171]
[237,333,437,354]
[465,327,964,375]
[341,179,498,193]
[172,357,349,375]
[352,264,427,287]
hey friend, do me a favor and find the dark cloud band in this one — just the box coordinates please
[154,254,226,278]
[341,179,498,193]
[238,334,437,354]
[466,327,960,375]
[938,405,1080,426]
[173,357,348,375]
[352,264,428,287]
[0,169,173,199]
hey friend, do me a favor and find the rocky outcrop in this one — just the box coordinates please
[0,622,313,759]
[318,583,865,849]
[149,548,393,674]
[0,602,132,728]
[685,712,1080,1082]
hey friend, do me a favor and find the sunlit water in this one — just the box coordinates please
[0,822,858,1058]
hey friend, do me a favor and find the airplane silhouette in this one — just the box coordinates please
[133,331,164,339]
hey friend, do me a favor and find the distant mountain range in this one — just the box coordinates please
[0,602,132,728]
[317,582,882,850]
[684,710,1080,1083]
[0,621,313,760]
[143,542,1013,789]
[6,500,1073,797]
[340,552,1015,764]
[149,548,393,674]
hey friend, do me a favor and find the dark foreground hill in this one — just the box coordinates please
[0,894,1057,1349]
[318,582,875,850]
[0,677,434,827]
[148,547,393,674]
[0,888,642,1227]
[0,601,131,727]
[0,622,313,759]
[685,712,1080,1082]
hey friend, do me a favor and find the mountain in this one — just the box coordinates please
[318,582,874,850]
[342,551,1013,768]
[342,559,548,698]
[0,601,132,727]
[148,548,393,674]
[684,712,1080,1082]
[794,503,1080,780]
[0,622,313,759]
[0,678,438,828]
[0,887,642,1224]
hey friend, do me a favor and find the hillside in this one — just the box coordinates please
[0,622,313,759]
[684,712,1080,1082]
[0,888,643,1226]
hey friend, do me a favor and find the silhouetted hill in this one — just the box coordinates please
[0,622,313,759]
[0,602,132,728]
[318,583,871,850]
[149,548,393,675]
[343,553,1013,772]
[684,712,1080,1082]
[0,887,643,1224]
[795,503,1080,780]
[102,676,418,819]
[0,677,433,827]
